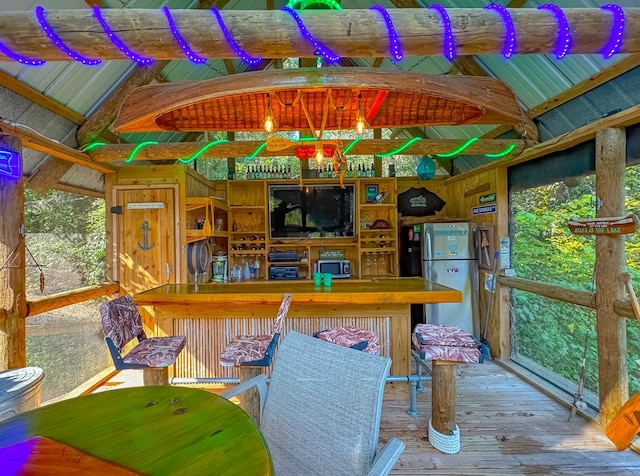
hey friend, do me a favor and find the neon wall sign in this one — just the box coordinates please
[0,146,21,181]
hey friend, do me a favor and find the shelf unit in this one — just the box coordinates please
[185,197,230,244]
[357,178,398,278]
[225,178,398,281]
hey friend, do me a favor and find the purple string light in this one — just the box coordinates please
[210,7,262,66]
[93,6,153,65]
[537,4,572,60]
[35,6,101,65]
[281,6,340,63]
[162,6,207,64]
[427,4,456,61]
[369,5,403,62]
[600,4,625,59]
[0,42,45,66]
[484,3,516,59]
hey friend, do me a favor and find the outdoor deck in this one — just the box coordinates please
[96,360,640,475]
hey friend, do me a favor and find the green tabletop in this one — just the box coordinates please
[0,386,273,475]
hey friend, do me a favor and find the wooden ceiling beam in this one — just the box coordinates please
[0,71,85,125]
[1,9,640,60]
[88,138,524,162]
[0,120,115,174]
[449,104,640,184]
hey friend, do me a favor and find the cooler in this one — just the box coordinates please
[0,367,44,422]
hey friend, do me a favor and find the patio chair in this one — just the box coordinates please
[221,331,404,476]
[100,295,186,385]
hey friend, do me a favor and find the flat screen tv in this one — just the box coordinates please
[268,183,355,239]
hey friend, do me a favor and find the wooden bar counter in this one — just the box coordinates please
[135,277,461,377]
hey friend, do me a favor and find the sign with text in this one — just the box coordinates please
[479,193,496,204]
[472,204,496,215]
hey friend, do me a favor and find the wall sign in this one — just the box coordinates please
[479,193,496,204]
[0,146,21,181]
[568,213,639,236]
[472,204,496,215]
[126,202,165,210]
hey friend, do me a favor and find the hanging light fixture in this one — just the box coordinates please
[263,93,276,133]
[354,93,368,136]
[314,141,324,165]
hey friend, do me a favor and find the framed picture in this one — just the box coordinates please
[366,184,378,203]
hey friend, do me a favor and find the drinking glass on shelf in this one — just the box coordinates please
[378,252,388,276]
[364,253,373,276]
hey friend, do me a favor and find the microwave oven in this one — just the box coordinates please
[314,260,350,279]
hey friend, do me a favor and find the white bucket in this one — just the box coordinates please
[0,367,44,422]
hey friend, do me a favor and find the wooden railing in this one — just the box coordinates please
[25,282,120,318]
[497,276,635,320]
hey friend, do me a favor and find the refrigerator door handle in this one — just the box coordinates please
[425,230,432,265]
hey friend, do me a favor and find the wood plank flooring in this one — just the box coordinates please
[382,361,640,475]
[97,360,640,475]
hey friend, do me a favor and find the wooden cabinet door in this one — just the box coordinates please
[115,188,177,295]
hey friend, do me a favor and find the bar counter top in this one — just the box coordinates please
[134,277,462,306]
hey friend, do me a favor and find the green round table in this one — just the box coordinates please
[0,386,273,475]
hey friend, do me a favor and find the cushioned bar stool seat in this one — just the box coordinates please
[412,323,481,455]
[220,292,292,422]
[314,325,380,355]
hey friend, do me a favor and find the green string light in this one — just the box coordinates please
[485,143,516,158]
[177,139,229,164]
[245,142,267,160]
[125,141,158,163]
[286,0,342,10]
[342,137,362,155]
[435,137,479,158]
[83,142,107,152]
[375,137,421,157]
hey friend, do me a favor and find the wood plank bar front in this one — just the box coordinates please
[135,278,461,377]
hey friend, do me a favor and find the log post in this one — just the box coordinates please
[143,367,169,386]
[431,360,458,435]
[595,127,627,426]
[238,367,262,425]
[0,136,26,370]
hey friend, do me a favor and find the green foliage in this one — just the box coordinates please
[511,165,640,396]
[24,189,106,287]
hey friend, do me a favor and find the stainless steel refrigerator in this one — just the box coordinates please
[420,222,479,337]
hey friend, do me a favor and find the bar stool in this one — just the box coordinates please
[412,323,481,454]
[314,325,380,355]
[220,292,292,421]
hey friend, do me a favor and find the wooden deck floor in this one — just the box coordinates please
[97,360,640,475]
[382,361,640,475]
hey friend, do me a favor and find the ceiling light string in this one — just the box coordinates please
[178,139,229,163]
[210,7,262,66]
[369,5,403,62]
[35,6,102,65]
[281,6,340,63]
[537,4,572,60]
[163,6,207,64]
[427,4,456,61]
[93,6,154,64]
[0,41,46,65]
[600,4,625,59]
[483,3,516,59]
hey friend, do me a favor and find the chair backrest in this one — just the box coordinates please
[260,331,391,476]
[100,295,146,353]
[272,292,292,335]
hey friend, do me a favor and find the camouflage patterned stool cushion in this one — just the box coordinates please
[220,293,292,367]
[123,336,187,368]
[412,323,480,363]
[314,326,380,355]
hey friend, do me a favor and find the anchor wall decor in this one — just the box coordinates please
[137,220,156,251]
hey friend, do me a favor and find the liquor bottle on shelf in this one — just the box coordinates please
[287,164,292,179]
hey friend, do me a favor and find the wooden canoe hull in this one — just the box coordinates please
[112,68,537,141]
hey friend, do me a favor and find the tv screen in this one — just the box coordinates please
[269,184,355,239]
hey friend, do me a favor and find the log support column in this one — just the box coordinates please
[0,136,26,371]
[595,127,628,426]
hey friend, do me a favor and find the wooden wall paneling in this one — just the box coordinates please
[0,136,26,370]
[595,127,628,426]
